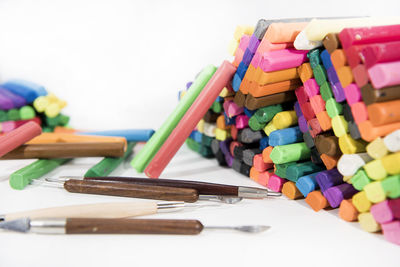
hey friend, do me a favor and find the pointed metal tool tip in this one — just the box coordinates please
[0,218,31,233]
[237,225,271,233]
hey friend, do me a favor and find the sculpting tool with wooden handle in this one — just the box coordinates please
[31,179,242,203]
[0,217,270,235]
[82,176,282,198]
[0,201,215,221]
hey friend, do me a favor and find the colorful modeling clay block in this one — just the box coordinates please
[316,168,343,192]
[313,65,328,86]
[338,134,367,154]
[262,146,274,163]
[9,158,71,190]
[362,41,400,68]
[382,220,400,245]
[315,135,340,157]
[286,161,324,182]
[307,17,400,42]
[352,64,369,88]
[84,142,136,177]
[282,181,303,199]
[368,99,400,126]
[366,137,388,159]
[275,162,295,179]
[321,153,340,170]
[351,170,372,191]
[1,79,46,103]
[326,98,343,118]
[272,111,297,130]
[339,199,359,221]
[381,152,400,175]
[337,153,372,176]
[339,24,400,49]
[381,175,400,199]
[263,120,277,136]
[270,142,311,164]
[0,121,42,158]
[237,128,264,144]
[320,82,333,101]
[361,84,400,105]
[368,61,400,89]
[364,181,386,203]
[0,88,26,108]
[264,22,308,43]
[298,63,313,83]
[260,49,308,72]
[320,49,333,69]
[352,191,372,213]
[249,79,301,97]
[268,126,302,146]
[310,95,325,114]
[254,104,283,124]
[245,91,296,110]
[358,120,400,142]
[331,115,348,137]
[267,174,286,192]
[306,190,330,212]
[383,130,400,153]
[296,172,320,197]
[304,79,320,98]
[253,153,273,172]
[298,115,308,133]
[371,199,400,224]
[80,129,155,142]
[323,33,341,54]
[243,148,262,166]
[358,212,381,233]
[295,86,309,104]
[324,183,358,208]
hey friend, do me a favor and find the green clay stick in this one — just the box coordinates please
[9,158,71,190]
[131,65,217,173]
[84,142,136,178]
[270,142,311,164]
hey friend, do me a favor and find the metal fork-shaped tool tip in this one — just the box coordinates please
[198,195,243,204]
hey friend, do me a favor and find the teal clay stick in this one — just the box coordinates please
[84,142,136,178]
[9,158,71,190]
[269,142,311,164]
[131,65,217,172]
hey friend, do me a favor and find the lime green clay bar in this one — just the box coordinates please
[269,142,311,164]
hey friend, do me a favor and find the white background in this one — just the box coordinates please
[0,0,400,266]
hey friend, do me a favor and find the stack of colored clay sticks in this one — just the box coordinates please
[183,20,320,194]
[136,17,400,245]
[291,19,400,244]
[232,20,321,193]
[289,47,359,212]
[0,79,70,134]
[320,24,400,244]
[337,130,400,245]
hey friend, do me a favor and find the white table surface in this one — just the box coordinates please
[0,144,398,267]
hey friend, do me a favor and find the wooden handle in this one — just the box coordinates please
[84,176,239,195]
[64,180,199,202]
[0,142,125,159]
[66,218,204,235]
[5,202,158,221]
